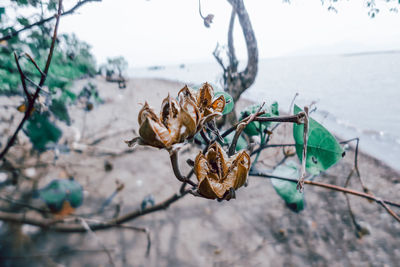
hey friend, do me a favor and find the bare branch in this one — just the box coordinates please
[228,102,264,156]
[0,0,63,160]
[227,7,238,71]
[80,218,115,266]
[227,0,258,98]
[249,169,400,209]
[0,189,191,232]
[169,152,197,187]
[24,53,46,77]
[213,43,227,72]
[13,52,30,101]
[297,107,309,191]
[0,0,102,42]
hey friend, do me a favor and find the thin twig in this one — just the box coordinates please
[251,143,296,156]
[24,53,46,76]
[13,52,30,101]
[113,224,151,257]
[80,218,115,266]
[297,107,309,192]
[378,200,400,223]
[0,196,47,213]
[219,112,303,143]
[213,43,227,72]
[200,128,211,145]
[169,152,197,187]
[228,103,265,156]
[0,0,101,42]
[0,189,192,232]
[0,0,63,160]
[250,169,400,209]
[0,248,117,259]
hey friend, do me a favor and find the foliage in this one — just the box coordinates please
[239,102,279,137]
[293,105,344,175]
[24,112,62,152]
[271,161,305,212]
[0,2,96,95]
[49,98,71,125]
[37,179,83,212]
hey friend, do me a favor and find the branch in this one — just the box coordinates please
[0,189,191,232]
[219,112,305,144]
[228,102,264,156]
[297,106,309,191]
[0,0,63,160]
[169,152,197,187]
[227,0,258,95]
[213,43,227,73]
[249,169,400,209]
[227,7,238,71]
[0,0,101,42]
[13,52,30,101]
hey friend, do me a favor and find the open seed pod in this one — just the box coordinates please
[178,83,225,132]
[129,82,226,150]
[194,142,251,200]
[137,95,196,149]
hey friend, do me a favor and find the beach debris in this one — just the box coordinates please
[194,142,250,200]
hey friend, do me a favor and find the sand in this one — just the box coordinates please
[0,76,399,267]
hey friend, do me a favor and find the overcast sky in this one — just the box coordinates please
[59,0,400,67]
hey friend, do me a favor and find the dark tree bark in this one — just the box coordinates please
[214,0,258,124]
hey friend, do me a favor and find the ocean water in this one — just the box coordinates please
[130,53,400,172]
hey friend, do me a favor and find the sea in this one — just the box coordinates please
[130,52,400,172]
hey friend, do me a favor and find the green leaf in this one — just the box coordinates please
[214,91,234,115]
[38,179,83,212]
[50,99,71,125]
[239,102,279,136]
[293,105,344,175]
[61,89,77,103]
[25,112,62,152]
[223,132,247,151]
[271,161,305,212]
[17,17,29,26]
[0,8,5,21]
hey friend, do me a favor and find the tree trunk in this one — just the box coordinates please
[215,0,258,125]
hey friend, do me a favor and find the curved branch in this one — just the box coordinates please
[227,0,258,90]
[170,152,197,187]
[0,0,101,42]
[227,7,238,71]
[198,0,205,19]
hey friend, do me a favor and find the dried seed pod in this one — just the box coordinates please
[137,96,197,149]
[131,83,226,149]
[194,142,250,199]
[178,82,225,132]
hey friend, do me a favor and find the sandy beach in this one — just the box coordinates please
[1,76,399,266]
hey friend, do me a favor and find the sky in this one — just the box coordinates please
[59,0,400,67]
